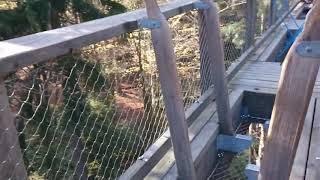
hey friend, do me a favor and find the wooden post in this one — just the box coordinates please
[260,2,320,180]
[245,0,257,50]
[269,0,276,25]
[199,4,213,94]
[143,0,197,179]
[0,78,27,179]
[198,0,234,135]
[270,0,289,25]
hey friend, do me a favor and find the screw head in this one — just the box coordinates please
[305,46,312,53]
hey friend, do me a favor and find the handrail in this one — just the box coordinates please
[0,0,199,74]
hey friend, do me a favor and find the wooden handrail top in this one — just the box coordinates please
[0,0,198,74]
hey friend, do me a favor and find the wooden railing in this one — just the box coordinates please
[0,0,299,179]
[0,0,233,179]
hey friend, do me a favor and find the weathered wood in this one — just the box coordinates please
[269,0,276,25]
[227,1,300,82]
[164,116,219,180]
[259,28,287,62]
[199,9,213,93]
[146,89,244,179]
[120,87,215,180]
[270,0,290,25]
[145,101,218,179]
[0,0,199,74]
[289,98,315,180]
[260,2,320,179]
[144,0,196,179]
[305,99,320,180]
[245,0,257,50]
[0,78,27,179]
[199,0,234,135]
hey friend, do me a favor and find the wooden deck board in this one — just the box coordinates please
[305,99,320,180]
[230,61,320,94]
[230,60,319,179]
[290,98,315,180]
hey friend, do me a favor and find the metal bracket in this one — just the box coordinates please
[296,41,320,58]
[245,164,260,180]
[217,134,252,153]
[193,1,210,10]
[138,19,161,29]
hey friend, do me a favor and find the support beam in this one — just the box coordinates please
[245,0,257,50]
[269,0,276,25]
[0,78,27,179]
[198,0,234,135]
[144,0,196,179]
[260,2,320,179]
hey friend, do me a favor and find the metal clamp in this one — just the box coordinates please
[217,134,252,153]
[193,1,210,10]
[296,41,320,58]
[245,164,260,180]
[138,19,161,29]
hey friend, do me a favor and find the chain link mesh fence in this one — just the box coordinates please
[0,0,301,179]
[2,10,203,180]
[5,32,170,179]
[218,0,247,67]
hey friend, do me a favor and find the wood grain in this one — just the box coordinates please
[260,2,320,179]
[145,0,196,179]
[199,0,234,135]
[290,99,315,180]
[0,0,198,74]
[0,78,27,179]
[305,99,320,180]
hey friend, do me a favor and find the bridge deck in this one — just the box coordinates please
[122,2,317,178]
[231,61,320,96]
[230,60,320,180]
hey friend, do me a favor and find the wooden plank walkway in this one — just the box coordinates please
[230,61,320,96]
[229,46,320,180]
[305,99,320,180]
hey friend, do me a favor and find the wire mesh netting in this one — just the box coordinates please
[218,0,247,67]
[169,11,202,109]
[208,121,267,180]
[0,0,301,179]
[5,32,170,179]
[208,122,251,180]
[1,10,203,179]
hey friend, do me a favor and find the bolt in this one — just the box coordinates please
[306,46,312,53]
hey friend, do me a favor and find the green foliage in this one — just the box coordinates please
[228,151,249,179]
[0,0,127,39]
[1,0,264,179]
[101,0,127,15]
[221,20,246,49]
[12,55,140,179]
[0,8,30,38]
[71,0,105,21]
